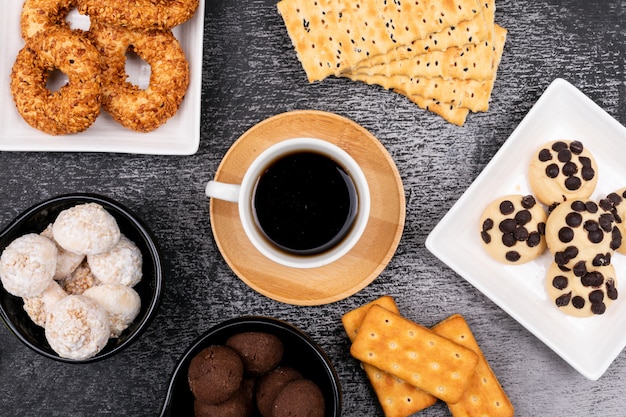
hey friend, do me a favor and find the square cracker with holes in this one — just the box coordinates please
[342,296,437,417]
[350,304,479,404]
[432,314,515,417]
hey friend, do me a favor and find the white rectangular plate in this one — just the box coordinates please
[0,2,204,155]
[426,78,626,380]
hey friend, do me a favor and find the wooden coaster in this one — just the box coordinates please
[209,110,405,305]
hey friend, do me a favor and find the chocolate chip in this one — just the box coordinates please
[502,233,516,247]
[572,296,585,309]
[538,222,546,235]
[556,293,571,307]
[521,195,536,209]
[606,279,618,300]
[514,226,529,241]
[538,148,552,162]
[581,271,604,287]
[565,212,582,227]
[588,289,604,304]
[599,197,614,211]
[555,246,578,265]
[599,213,615,232]
[581,166,595,181]
[579,156,592,168]
[572,261,587,277]
[591,302,606,315]
[515,210,531,226]
[607,192,623,205]
[552,141,568,152]
[505,251,521,262]
[564,176,582,191]
[552,275,568,290]
[545,164,559,178]
[562,161,577,176]
[585,201,598,213]
[482,218,494,231]
[592,253,611,266]
[571,201,586,212]
[499,219,517,233]
[558,227,574,243]
[527,232,541,247]
[499,200,514,215]
[481,231,491,244]
[611,228,622,250]
[569,141,584,154]
[587,229,604,244]
[558,149,572,163]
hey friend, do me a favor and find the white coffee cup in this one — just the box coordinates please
[206,138,370,269]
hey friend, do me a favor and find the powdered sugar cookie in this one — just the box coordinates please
[0,233,57,297]
[545,261,618,317]
[529,140,598,206]
[52,203,121,255]
[40,224,84,280]
[479,194,547,264]
[83,284,141,337]
[23,280,67,327]
[545,200,621,269]
[87,235,142,287]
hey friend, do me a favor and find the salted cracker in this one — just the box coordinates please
[350,305,479,404]
[277,0,482,82]
[432,315,514,417]
[342,296,437,417]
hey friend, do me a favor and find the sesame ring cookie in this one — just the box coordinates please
[479,194,547,264]
[77,0,199,31]
[546,261,618,317]
[599,187,626,254]
[528,140,598,206]
[87,23,190,132]
[10,26,102,135]
[545,200,621,269]
[20,0,78,39]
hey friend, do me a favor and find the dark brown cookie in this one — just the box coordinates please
[226,331,284,376]
[188,345,244,405]
[256,367,302,417]
[271,379,325,417]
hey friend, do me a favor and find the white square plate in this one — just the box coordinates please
[0,1,204,155]
[426,78,626,380]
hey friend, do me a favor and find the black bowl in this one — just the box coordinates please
[0,193,163,363]
[159,316,342,417]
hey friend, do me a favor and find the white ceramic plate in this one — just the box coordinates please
[426,78,626,381]
[0,2,204,155]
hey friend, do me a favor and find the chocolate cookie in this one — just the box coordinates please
[188,345,244,405]
[599,187,626,255]
[256,367,302,417]
[272,379,325,417]
[528,140,598,206]
[545,261,618,317]
[479,194,547,264]
[226,331,284,376]
[545,200,621,268]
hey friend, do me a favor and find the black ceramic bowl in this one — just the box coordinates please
[160,316,342,417]
[0,193,163,363]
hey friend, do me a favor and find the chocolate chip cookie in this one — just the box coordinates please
[529,140,598,206]
[479,194,547,264]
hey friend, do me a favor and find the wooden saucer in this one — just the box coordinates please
[209,110,405,305]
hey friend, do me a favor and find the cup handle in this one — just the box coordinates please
[205,181,241,203]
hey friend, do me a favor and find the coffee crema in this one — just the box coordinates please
[252,151,358,256]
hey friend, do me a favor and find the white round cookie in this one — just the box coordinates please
[52,203,121,256]
[83,284,141,337]
[0,233,57,297]
[528,140,598,206]
[23,280,67,327]
[545,200,621,269]
[479,194,547,264]
[545,261,618,317]
[45,295,110,360]
[87,235,142,287]
[40,224,84,280]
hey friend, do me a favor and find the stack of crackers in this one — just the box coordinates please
[342,296,514,417]
[277,0,507,126]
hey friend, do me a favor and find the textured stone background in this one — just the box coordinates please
[1,0,626,416]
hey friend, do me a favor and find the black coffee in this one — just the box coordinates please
[252,151,358,255]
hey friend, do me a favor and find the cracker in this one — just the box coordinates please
[350,305,479,404]
[342,297,437,417]
[432,315,514,417]
[277,0,482,82]
[350,0,495,70]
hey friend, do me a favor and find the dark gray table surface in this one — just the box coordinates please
[2,0,626,416]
